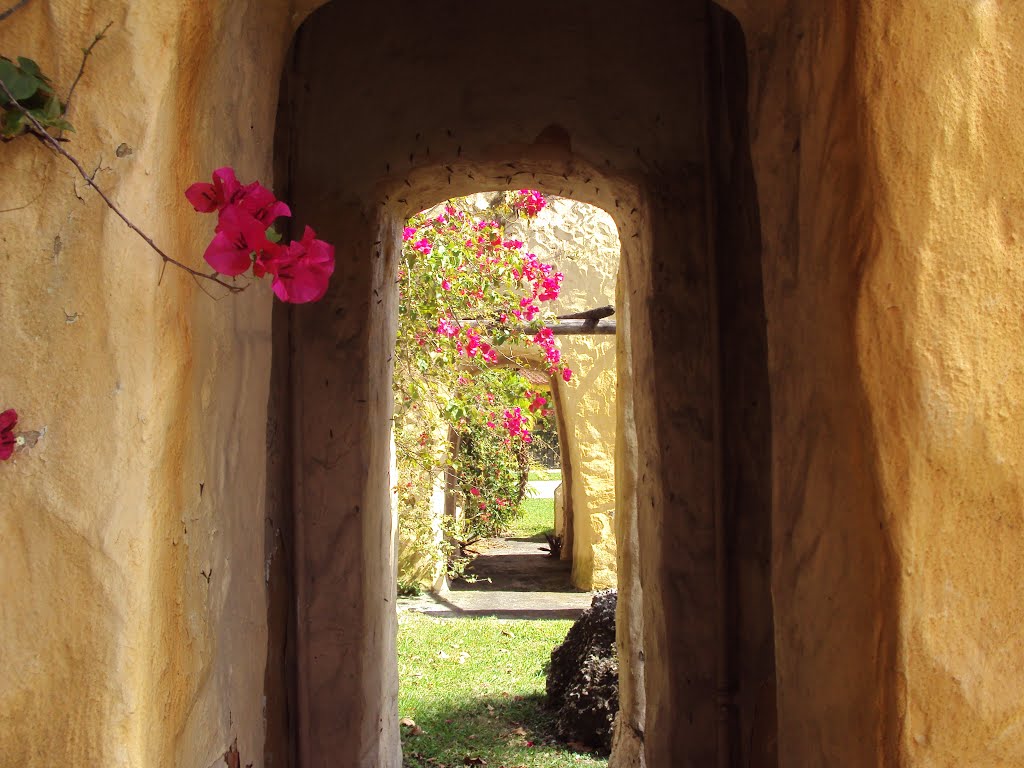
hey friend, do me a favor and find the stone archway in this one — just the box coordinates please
[8,2,1024,768]
[265,2,776,766]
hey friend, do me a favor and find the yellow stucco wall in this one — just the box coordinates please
[726,0,1024,763]
[4,1,1024,766]
[0,3,301,765]
[511,197,619,590]
[858,3,1024,762]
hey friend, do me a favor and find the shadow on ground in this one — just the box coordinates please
[400,693,607,768]
[398,534,593,619]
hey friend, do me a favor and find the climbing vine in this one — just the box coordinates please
[395,191,568,578]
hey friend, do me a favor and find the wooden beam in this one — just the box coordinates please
[549,318,616,335]
[459,318,616,336]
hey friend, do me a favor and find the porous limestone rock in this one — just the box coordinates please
[546,590,619,752]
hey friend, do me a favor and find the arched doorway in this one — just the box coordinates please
[264,2,776,765]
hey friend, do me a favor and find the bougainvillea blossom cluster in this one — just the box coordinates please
[186,167,335,303]
[401,195,572,392]
[394,190,570,549]
[513,189,547,218]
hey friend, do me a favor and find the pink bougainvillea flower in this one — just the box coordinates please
[436,318,459,337]
[562,367,572,382]
[203,205,269,276]
[233,181,291,226]
[252,240,284,279]
[185,166,241,213]
[441,279,452,291]
[261,226,336,304]
[513,189,547,218]
[470,487,481,496]
[0,408,17,461]
[403,226,418,242]
[413,238,432,255]
[187,168,290,226]
[481,345,498,364]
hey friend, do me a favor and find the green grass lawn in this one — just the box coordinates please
[398,611,608,768]
[528,467,562,482]
[506,497,555,540]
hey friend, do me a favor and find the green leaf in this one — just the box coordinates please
[265,226,283,244]
[16,57,42,78]
[17,57,53,89]
[43,93,60,119]
[0,110,26,138]
[0,58,42,101]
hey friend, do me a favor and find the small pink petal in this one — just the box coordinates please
[185,182,218,213]
[270,227,335,303]
[204,232,255,276]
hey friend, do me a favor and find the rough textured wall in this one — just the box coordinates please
[707,7,777,764]
[0,2,299,767]
[13,1,1024,767]
[857,2,1024,765]
[394,420,448,591]
[718,1,902,764]
[510,197,619,590]
[724,0,1024,765]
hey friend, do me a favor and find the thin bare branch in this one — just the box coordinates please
[64,22,113,113]
[0,79,243,294]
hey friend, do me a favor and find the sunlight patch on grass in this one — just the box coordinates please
[398,612,607,768]
[506,497,555,540]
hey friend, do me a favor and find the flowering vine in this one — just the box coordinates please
[394,190,570,573]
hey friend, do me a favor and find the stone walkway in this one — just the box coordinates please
[398,477,593,620]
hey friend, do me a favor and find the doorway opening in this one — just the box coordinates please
[392,190,621,763]
[264,2,777,766]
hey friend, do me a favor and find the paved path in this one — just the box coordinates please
[398,473,591,619]
[399,535,592,619]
